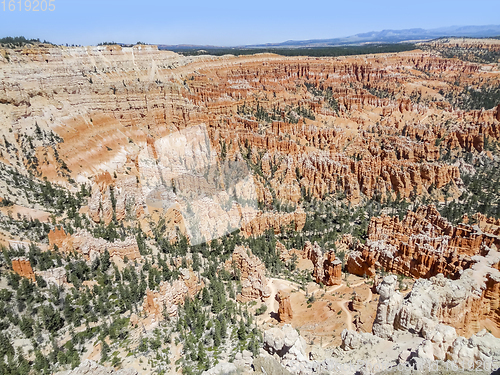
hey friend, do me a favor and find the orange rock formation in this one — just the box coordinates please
[302,241,342,286]
[11,258,36,281]
[275,290,293,323]
[240,210,306,237]
[2,46,499,243]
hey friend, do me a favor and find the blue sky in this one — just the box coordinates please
[0,0,499,46]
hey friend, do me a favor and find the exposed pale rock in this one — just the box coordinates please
[415,324,458,361]
[411,328,500,370]
[201,362,238,375]
[264,324,307,363]
[54,359,138,375]
[7,241,29,251]
[253,355,292,375]
[341,329,383,351]
[35,267,67,286]
[394,270,500,337]
[446,329,500,366]
[372,275,403,340]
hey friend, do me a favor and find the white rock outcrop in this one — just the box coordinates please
[372,275,403,340]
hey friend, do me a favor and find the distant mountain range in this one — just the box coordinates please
[159,25,500,50]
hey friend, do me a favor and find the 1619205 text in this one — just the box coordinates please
[1,0,55,11]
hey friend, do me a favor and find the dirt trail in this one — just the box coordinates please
[338,300,353,331]
[350,280,366,288]
[334,280,367,332]
[365,287,373,303]
[264,277,301,314]
[326,283,344,293]
[170,339,182,375]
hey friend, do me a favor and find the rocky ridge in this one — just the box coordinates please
[48,227,141,261]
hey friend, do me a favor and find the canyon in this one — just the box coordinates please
[0,41,499,374]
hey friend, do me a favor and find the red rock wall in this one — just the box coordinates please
[11,258,36,281]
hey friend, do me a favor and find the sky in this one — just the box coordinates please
[0,0,499,46]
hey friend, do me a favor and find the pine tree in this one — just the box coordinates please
[214,320,222,347]
[101,340,110,362]
[237,318,246,341]
[100,249,111,272]
[202,287,211,306]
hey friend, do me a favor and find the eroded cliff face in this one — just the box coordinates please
[346,205,500,279]
[2,46,500,242]
[343,204,500,337]
[1,43,500,374]
[373,255,500,338]
[88,172,145,224]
